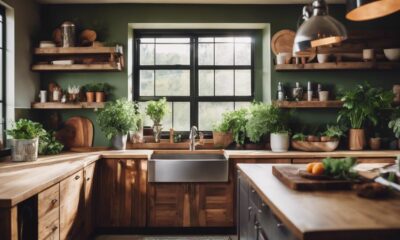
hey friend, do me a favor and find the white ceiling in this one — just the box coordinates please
[38,0,345,4]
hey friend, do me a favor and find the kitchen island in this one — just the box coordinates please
[237,164,400,240]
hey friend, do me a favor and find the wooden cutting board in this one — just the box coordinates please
[56,117,94,149]
[272,165,353,191]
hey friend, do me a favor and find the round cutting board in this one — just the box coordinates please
[56,116,94,149]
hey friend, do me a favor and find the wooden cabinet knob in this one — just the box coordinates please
[51,199,58,205]
[52,226,58,232]
[74,175,80,180]
[86,177,91,182]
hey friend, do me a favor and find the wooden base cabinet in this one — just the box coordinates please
[96,159,147,228]
[84,162,96,239]
[147,182,234,228]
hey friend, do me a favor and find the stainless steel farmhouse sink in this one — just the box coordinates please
[148,154,228,183]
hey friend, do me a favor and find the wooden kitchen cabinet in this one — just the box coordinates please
[38,184,60,240]
[60,170,84,240]
[96,159,147,228]
[83,162,96,238]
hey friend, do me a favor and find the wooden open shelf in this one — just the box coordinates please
[275,62,400,71]
[32,63,122,72]
[34,47,117,55]
[31,102,105,109]
[273,100,344,108]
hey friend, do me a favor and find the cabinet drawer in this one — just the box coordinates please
[38,184,60,240]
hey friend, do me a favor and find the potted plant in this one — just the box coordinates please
[145,97,169,143]
[97,98,139,149]
[388,107,400,149]
[39,131,64,155]
[246,103,289,152]
[212,108,248,148]
[369,134,382,150]
[6,119,46,162]
[321,125,344,142]
[337,83,393,150]
[212,122,233,148]
[95,83,112,103]
[82,83,97,103]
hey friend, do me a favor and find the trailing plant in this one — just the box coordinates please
[145,97,169,125]
[337,83,394,129]
[6,119,46,139]
[323,125,345,139]
[39,131,64,155]
[97,98,139,139]
[246,103,288,143]
[292,133,307,141]
[389,107,400,138]
[213,108,248,145]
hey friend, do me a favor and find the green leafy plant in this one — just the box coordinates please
[95,83,113,95]
[322,157,358,180]
[246,103,288,143]
[39,131,64,155]
[337,83,394,129]
[213,108,248,145]
[292,133,306,141]
[145,97,169,125]
[82,83,98,92]
[323,125,345,139]
[6,119,46,139]
[97,98,139,139]
[389,107,400,138]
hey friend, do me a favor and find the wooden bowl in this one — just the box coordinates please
[291,140,339,152]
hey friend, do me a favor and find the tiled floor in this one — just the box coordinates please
[96,235,236,240]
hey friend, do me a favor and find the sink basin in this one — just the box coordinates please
[148,154,228,183]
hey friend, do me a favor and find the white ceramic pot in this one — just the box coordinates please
[276,52,292,64]
[384,48,400,61]
[10,138,39,162]
[318,91,329,101]
[363,49,375,61]
[270,132,289,152]
[317,54,330,63]
[112,134,127,150]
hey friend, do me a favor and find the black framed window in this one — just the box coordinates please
[133,30,255,132]
[0,6,5,143]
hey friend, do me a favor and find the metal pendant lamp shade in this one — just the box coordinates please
[293,0,347,54]
[346,0,400,21]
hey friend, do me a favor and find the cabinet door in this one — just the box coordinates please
[96,159,147,228]
[194,183,234,227]
[60,170,84,240]
[38,184,60,240]
[147,183,188,227]
[84,162,96,238]
[238,172,250,240]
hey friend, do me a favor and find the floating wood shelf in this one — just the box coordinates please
[34,47,117,55]
[273,100,344,108]
[275,62,400,71]
[31,63,122,72]
[31,102,105,109]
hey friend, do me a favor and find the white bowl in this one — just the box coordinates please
[317,53,330,63]
[384,48,400,61]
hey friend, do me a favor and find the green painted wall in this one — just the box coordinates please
[38,4,400,146]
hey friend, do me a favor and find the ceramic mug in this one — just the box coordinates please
[317,54,330,63]
[276,52,292,64]
[363,49,375,62]
[39,90,47,103]
[319,91,329,101]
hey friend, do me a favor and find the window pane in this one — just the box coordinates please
[198,70,214,96]
[140,44,154,65]
[139,101,172,130]
[215,37,234,43]
[155,70,190,96]
[155,44,190,65]
[173,102,190,131]
[141,38,155,43]
[235,43,251,65]
[139,70,154,96]
[156,38,190,43]
[235,37,252,43]
[215,70,233,96]
[215,43,233,65]
[235,102,252,110]
[198,43,214,65]
[198,102,234,131]
[199,37,214,43]
[235,70,252,96]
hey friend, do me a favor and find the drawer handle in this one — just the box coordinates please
[51,199,58,205]
[251,189,255,193]
[74,175,80,180]
[86,177,91,182]
[52,226,58,232]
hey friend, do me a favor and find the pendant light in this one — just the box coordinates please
[346,0,400,21]
[293,0,347,54]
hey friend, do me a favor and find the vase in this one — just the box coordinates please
[153,124,163,143]
[369,138,381,150]
[112,134,127,150]
[270,132,289,152]
[130,118,144,143]
[86,92,95,102]
[10,138,39,162]
[349,129,365,150]
[96,91,105,102]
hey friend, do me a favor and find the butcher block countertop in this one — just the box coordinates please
[0,149,399,208]
[237,164,400,240]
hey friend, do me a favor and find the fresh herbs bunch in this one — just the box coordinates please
[337,83,394,129]
[322,157,358,180]
[145,97,169,125]
[323,125,345,139]
[6,119,46,139]
[39,131,64,155]
[246,103,288,143]
[213,108,248,145]
[292,133,307,141]
[97,98,139,139]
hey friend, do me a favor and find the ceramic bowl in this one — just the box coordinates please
[384,48,400,61]
[317,54,330,63]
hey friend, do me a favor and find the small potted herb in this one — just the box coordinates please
[95,83,112,103]
[39,131,64,155]
[145,97,169,143]
[6,119,46,162]
[97,98,139,149]
[321,125,344,142]
[82,83,98,103]
[212,108,248,148]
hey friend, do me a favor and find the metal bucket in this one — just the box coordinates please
[61,21,75,47]
[10,138,39,162]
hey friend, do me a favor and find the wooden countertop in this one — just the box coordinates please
[225,150,400,159]
[237,164,400,240]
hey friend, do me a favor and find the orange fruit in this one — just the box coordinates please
[306,162,316,173]
[312,162,325,176]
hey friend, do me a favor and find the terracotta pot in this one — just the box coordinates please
[369,138,381,150]
[86,92,95,102]
[212,131,233,148]
[95,91,105,102]
[349,129,365,150]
